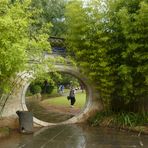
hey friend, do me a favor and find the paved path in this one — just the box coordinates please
[26,100,75,123]
[0,124,148,148]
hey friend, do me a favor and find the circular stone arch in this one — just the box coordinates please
[21,65,103,127]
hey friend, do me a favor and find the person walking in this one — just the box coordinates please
[58,84,64,94]
[61,85,64,93]
[69,87,76,107]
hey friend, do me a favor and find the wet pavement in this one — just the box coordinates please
[0,124,148,148]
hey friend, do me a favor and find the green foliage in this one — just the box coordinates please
[45,83,54,94]
[65,0,148,112]
[0,0,28,92]
[0,0,51,92]
[88,111,112,127]
[30,84,42,94]
[65,0,114,106]
[31,0,67,37]
[114,112,148,127]
[51,72,80,88]
[29,73,56,95]
[89,111,148,127]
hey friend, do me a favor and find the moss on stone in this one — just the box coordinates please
[0,127,10,138]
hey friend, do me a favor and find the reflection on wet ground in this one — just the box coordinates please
[0,124,148,148]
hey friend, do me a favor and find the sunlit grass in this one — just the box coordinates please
[41,92,86,108]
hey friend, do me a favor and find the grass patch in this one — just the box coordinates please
[88,111,148,128]
[0,127,10,138]
[41,92,86,108]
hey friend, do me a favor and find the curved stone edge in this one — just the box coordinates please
[1,65,103,127]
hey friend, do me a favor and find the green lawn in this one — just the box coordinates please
[42,92,86,108]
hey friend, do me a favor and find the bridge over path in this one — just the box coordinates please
[0,37,103,127]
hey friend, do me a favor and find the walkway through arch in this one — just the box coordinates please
[1,65,103,127]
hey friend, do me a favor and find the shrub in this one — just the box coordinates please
[30,85,42,94]
[88,111,148,127]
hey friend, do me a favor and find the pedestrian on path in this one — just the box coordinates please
[58,84,64,94]
[68,87,76,107]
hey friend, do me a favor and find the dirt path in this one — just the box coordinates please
[40,103,81,116]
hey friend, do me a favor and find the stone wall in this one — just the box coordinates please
[1,65,103,127]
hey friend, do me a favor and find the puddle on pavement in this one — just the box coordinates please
[0,124,148,148]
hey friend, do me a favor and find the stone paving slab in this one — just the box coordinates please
[0,124,148,148]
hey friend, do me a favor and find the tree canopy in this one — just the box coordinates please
[0,0,51,92]
[0,0,148,114]
[31,0,67,37]
[65,0,148,112]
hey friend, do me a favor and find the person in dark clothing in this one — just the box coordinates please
[69,87,76,107]
[43,80,49,93]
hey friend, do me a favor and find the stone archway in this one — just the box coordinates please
[2,65,103,127]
